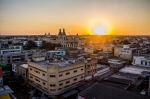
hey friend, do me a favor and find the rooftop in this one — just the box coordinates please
[20,64,28,68]
[79,83,149,99]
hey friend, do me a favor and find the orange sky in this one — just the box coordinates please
[0,0,150,35]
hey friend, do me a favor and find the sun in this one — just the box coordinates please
[89,19,111,35]
[93,25,107,35]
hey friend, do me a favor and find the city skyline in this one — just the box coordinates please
[0,0,150,35]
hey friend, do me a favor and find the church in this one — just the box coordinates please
[46,29,79,47]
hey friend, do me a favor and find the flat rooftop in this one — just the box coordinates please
[79,83,150,99]
[32,59,84,67]
[119,65,150,75]
[20,64,28,68]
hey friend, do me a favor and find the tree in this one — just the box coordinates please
[40,41,61,50]
[25,40,37,50]
[121,40,130,44]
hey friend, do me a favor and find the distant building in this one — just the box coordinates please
[46,29,79,47]
[114,45,136,60]
[132,54,150,68]
[47,50,66,58]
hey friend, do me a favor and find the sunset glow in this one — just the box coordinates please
[0,0,150,35]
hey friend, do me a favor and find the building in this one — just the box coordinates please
[28,54,85,96]
[0,63,2,86]
[1,52,32,66]
[78,83,150,99]
[46,29,79,48]
[9,45,22,49]
[18,64,28,79]
[84,47,94,54]
[148,78,150,96]
[132,54,150,68]
[84,58,97,80]
[108,58,128,70]
[12,61,27,73]
[47,50,66,58]
[23,40,42,47]
[114,45,136,60]
[0,85,14,99]
[0,49,21,55]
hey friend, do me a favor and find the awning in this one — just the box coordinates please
[62,90,78,98]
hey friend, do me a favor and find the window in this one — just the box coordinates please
[35,78,40,82]
[59,83,63,86]
[58,88,62,90]
[145,62,147,65]
[43,82,45,85]
[59,74,63,77]
[66,81,70,84]
[81,69,83,71]
[35,70,40,74]
[30,76,33,78]
[74,78,77,81]
[50,89,56,91]
[81,76,83,78]
[43,73,45,76]
[141,61,143,65]
[50,75,56,77]
[66,72,70,75]
[74,70,77,73]
[50,84,56,87]
[30,68,32,70]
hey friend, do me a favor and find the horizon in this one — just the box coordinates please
[0,0,150,35]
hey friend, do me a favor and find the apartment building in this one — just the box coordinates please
[114,45,136,60]
[85,58,97,80]
[18,64,28,79]
[132,54,150,68]
[47,50,66,58]
[28,55,85,96]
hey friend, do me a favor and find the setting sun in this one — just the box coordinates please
[92,25,107,35]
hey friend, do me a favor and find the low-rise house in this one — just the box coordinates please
[108,58,128,70]
[132,54,150,68]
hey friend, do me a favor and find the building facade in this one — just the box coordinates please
[132,55,150,68]
[28,56,85,96]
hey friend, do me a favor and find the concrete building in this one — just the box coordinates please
[132,54,150,68]
[18,64,28,79]
[47,50,66,58]
[12,61,27,73]
[1,52,32,66]
[84,47,94,54]
[108,58,128,70]
[114,45,137,60]
[84,58,97,80]
[46,29,79,47]
[0,49,21,55]
[28,55,85,96]
[23,40,42,47]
